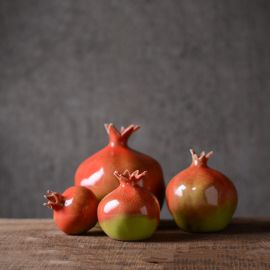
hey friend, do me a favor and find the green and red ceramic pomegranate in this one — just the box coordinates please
[166,149,238,232]
[44,186,98,235]
[74,124,165,207]
[98,170,160,241]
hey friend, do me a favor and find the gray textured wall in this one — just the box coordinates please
[0,1,269,218]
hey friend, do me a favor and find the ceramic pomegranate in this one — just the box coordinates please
[166,149,238,232]
[98,170,160,241]
[44,186,98,235]
[75,123,165,207]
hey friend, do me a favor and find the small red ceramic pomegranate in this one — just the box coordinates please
[166,149,238,232]
[75,124,165,207]
[44,186,98,235]
[98,170,160,241]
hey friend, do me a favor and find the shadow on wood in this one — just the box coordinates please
[144,218,270,243]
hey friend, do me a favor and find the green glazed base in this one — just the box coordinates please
[99,215,158,241]
[173,206,235,232]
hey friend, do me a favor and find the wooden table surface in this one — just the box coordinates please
[0,218,269,270]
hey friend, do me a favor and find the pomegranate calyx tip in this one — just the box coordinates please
[114,169,147,184]
[104,123,119,135]
[105,123,140,146]
[104,123,110,134]
[190,149,214,165]
[43,191,65,209]
[206,151,214,159]
[120,124,140,136]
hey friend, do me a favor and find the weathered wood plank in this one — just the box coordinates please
[0,218,269,270]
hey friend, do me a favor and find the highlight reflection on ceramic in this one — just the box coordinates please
[81,168,104,186]
[64,198,74,207]
[174,184,219,206]
[205,186,218,206]
[174,184,186,197]
[104,199,120,213]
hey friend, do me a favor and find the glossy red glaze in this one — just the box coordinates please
[74,124,165,207]
[98,170,160,223]
[44,186,98,235]
[166,150,238,232]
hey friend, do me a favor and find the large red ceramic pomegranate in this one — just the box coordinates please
[74,124,165,207]
[166,149,238,232]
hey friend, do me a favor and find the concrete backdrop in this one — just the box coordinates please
[0,0,269,218]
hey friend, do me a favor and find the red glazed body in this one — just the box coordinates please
[98,170,160,241]
[44,186,98,235]
[166,150,238,232]
[75,124,165,207]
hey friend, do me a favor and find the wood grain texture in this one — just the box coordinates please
[0,218,269,270]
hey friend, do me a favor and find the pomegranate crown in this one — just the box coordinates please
[104,123,140,146]
[190,149,213,166]
[43,190,65,210]
[114,170,147,185]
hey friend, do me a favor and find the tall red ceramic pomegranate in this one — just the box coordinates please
[166,149,238,232]
[75,124,165,207]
